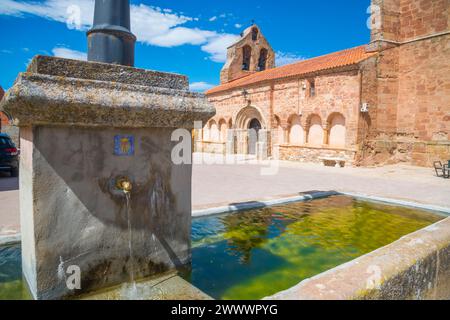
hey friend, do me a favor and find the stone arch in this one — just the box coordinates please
[327,113,346,147]
[209,119,220,142]
[235,106,266,130]
[242,45,251,71]
[273,115,284,144]
[203,120,211,141]
[288,114,304,146]
[306,114,324,146]
[258,48,268,71]
[218,118,227,142]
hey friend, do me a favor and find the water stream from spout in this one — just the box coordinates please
[120,186,164,300]
[124,191,138,298]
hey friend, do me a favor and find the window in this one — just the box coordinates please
[252,28,259,41]
[309,79,316,98]
[242,45,251,71]
[258,49,268,71]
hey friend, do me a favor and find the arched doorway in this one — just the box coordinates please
[248,118,262,155]
[235,106,266,155]
[249,118,262,131]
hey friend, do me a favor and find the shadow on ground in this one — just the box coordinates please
[0,173,18,192]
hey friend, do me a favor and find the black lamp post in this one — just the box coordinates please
[87,0,136,67]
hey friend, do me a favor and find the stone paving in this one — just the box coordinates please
[0,172,19,236]
[1,154,449,237]
[192,154,450,210]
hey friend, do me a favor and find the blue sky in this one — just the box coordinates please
[0,0,371,91]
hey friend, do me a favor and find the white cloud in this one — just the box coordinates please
[52,47,87,61]
[0,0,94,30]
[150,27,216,47]
[0,0,239,63]
[189,82,216,92]
[275,51,305,66]
[201,34,240,63]
[209,13,229,22]
[235,23,242,29]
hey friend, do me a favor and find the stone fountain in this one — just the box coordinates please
[0,0,214,300]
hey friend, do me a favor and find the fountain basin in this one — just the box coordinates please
[184,195,446,300]
[1,194,447,300]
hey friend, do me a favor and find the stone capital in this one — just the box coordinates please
[1,56,215,129]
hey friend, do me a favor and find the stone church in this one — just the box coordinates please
[195,0,450,167]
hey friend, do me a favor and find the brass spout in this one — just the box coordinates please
[116,177,132,193]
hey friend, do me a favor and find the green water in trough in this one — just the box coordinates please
[183,195,443,300]
[0,195,444,300]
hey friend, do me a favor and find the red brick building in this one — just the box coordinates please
[197,0,449,167]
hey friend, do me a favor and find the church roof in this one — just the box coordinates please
[206,45,377,95]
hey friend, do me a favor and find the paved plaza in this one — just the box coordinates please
[1,154,450,237]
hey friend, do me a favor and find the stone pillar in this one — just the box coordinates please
[304,125,310,144]
[193,127,205,153]
[256,142,267,160]
[0,56,214,300]
[235,129,248,154]
[226,129,235,155]
[256,130,269,160]
[283,127,289,145]
[323,125,330,145]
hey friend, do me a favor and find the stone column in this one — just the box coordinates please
[283,127,289,145]
[0,56,214,300]
[256,130,269,160]
[323,124,330,145]
[235,129,248,154]
[226,129,235,155]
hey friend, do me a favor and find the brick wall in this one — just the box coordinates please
[279,145,356,164]
[362,0,450,167]
[399,0,448,41]
[195,141,226,155]
[371,0,448,44]
[364,28,449,166]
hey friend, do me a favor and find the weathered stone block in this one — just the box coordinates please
[0,56,215,300]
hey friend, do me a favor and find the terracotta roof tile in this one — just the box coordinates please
[206,45,376,95]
